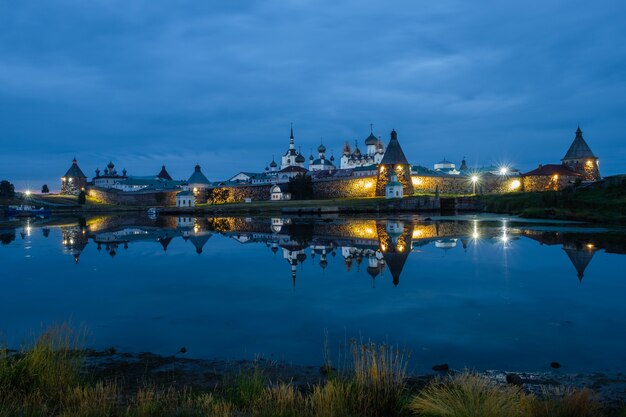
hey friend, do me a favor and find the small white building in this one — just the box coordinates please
[434,159,460,175]
[176,190,195,207]
[385,173,404,199]
[270,184,291,201]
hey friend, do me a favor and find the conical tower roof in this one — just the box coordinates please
[157,165,173,180]
[562,126,596,160]
[64,158,87,179]
[188,164,210,184]
[380,129,409,165]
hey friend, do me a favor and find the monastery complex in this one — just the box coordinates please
[60,126,602,206]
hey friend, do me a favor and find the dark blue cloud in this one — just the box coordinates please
[1,0,624,190]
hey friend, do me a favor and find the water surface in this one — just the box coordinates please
[1,214,625,373]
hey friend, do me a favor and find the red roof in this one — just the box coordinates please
[523,164,579,177]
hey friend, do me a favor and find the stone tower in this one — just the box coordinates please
[61,158,87,195]
[375,129,413,196]
[561,126,600,181]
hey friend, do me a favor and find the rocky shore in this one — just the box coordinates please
[82,349,626,406]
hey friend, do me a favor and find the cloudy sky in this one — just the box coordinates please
[1,0,625,190]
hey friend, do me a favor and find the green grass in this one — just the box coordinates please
[0,326,620,417]
[481,184,626,223]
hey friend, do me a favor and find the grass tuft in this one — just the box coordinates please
[531,387,604,417]
[409,372,531,417]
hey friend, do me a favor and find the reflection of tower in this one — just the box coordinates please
[281,244,307,287]
[158,236,173,251]
[377,220,413,286]
[312,244,332,270]
[366,251,386,287]
[188,234,212,255]
[563,241,598,281]
[61,226,89,263]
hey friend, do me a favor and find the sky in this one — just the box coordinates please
[1,0,625,191]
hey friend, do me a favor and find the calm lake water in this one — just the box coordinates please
[1,214,625,373]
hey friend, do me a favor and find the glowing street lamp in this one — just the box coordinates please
[471,175,479,194]
[499,167,509,176]
[24,190,32,196]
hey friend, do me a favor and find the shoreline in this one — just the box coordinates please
[77,349,626,405]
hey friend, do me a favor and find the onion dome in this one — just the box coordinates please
[295,153,305,163]
[330,154,335,162]
[365,132,378,146]
[122,168,127,176]
[107,161,115,170]
[95,168,100,177]
[309,154,314,161]
[353,147,362,158]
[270,159,277,168]
[318,143,326,153]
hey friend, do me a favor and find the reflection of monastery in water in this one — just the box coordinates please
[7,215,622,287]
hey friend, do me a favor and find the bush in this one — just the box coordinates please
[409,372,531,417]
[41,184,49,194]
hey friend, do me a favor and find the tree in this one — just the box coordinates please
[78,191,86,205]
[154,192,167,205]
[287,174,313,200]
[0,180,15,198]
[41,184,50,194]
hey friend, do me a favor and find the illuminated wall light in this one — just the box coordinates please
[411,177,423,186]
[509,179,521,191]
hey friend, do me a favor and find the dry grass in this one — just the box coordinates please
[409,372,531,417]
[253,382,305,417]
[530,386,604,417]
[0,326,616,417]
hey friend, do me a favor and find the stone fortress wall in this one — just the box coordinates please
[204,174,559,203]
[89,172,567,206]
[88,187,179,206]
